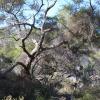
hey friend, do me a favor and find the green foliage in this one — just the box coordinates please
[0,48,4,54]
[73,89,83,99]
[81,63,95,84]
[95,29,100,37]
[72,0,83,4]
[0,0,25,6]
[0,43,22,59]
[82,93,96,100]
[45,31,58,44]
[62,5,73,12]
[6,47,22,59]
[79,8,88,14]
[36,96,44,100]
[0,29,6,37]
[58,5,73,22]
[74,88,98,100]
[0,0,99,99]
[0,0,25,14]
[25,41,36,53]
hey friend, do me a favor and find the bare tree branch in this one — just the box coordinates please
[37,0,58,53]
[6,11,21,31]
[2,0,58,78]
[18,0,44,72]
[89,0,94,14]
[44,0,57,18]
[13,23,32,27]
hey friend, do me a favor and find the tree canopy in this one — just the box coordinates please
[0,0,100,99]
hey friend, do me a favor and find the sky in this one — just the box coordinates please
[0,0,68,27]
[21,0,69,24]
[47,0,97,16]
[25,0,96,17]
[46,0,69,16]
[0,0,98,28]
[25,0,70,17]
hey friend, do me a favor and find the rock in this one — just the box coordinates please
[12,66,23,76]
[79,55,90,67]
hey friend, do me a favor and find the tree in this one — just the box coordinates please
[0,0,69,80]
[0,0,100,99]
[57,0,100,97]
